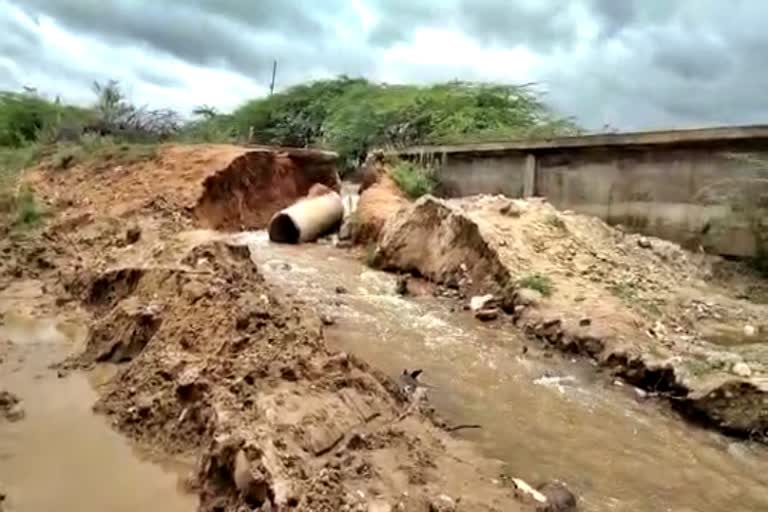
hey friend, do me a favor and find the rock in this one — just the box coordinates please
[475,308,499,321]
[499,202,523,217]
[744,325,756,337]
[536,481,577,512]
[233,450,270,504]
[321,314,335,326]
[516,288,543,307]
[369,500,393,512]
[637,237,652,249]
[335,286,348,294]
[732,362,752,378]
[579,318,591,327]
[125,225,142,245]
[428,494,456,512]
[470,294,496,311]
[233,450,254,493]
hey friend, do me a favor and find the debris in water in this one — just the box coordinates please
[511,478,547,504]
[398,369,423,397]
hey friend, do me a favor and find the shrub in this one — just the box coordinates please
[14,186,45,228]
[391,161,437,199]
[517,273,554,297]
[231,78,580,174]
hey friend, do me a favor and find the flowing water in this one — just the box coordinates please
[0,283,196,512]
[235,230,768,512]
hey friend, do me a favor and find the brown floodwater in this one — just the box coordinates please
[235,230,768,512]
[0,284,196,512]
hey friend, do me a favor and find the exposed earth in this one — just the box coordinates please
[0,144,548,512]
[2,143,768,511]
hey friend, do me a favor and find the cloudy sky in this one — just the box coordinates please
[1,0,765,130]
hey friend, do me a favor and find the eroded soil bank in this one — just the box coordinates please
[356,163,768,443]
[0,145,543,511]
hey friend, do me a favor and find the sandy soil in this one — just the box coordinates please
[0,145,547,511]
[361,171,768,442]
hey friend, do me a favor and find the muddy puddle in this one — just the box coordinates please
[227,230,768,512]
[0,288,196,512]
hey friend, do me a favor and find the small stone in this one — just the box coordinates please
[637,237,652,249]
[579,318,591,327]
[500,202,523,217]
[744,325,756,337]
[335,286,348,294]
[537,481,577,512]
[470,294,496,311]
[475,308,499,321]
[429,494,456,512]
[321,314,335,326]
[732,362,752,378]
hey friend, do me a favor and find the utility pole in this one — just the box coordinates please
[269,60,278,96]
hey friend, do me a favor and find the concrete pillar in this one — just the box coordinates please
[523,153,536,197]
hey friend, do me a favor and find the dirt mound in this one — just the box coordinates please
[365,192,768,441]
[26,144,340,231]
[72,237,530,511]
[351,176,408,244]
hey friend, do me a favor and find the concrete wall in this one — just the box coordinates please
[398,126,768,257]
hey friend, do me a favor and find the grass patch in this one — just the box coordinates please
[11,186,46,229]
[609,282,663,317]
[391,161,437,199]
[47,136,158,171]
[517,273,554,297]
[609,282,637,302]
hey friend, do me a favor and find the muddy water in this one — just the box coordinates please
[0,286,196,512]
[235,231,768,512]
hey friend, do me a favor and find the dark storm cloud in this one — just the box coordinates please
[11,0,373,87]
[540,0,768,128]
[368,0,579,50]
[0,9,41,59]
[2,0,768,128]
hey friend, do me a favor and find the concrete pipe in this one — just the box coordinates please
[268,189,344,243]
